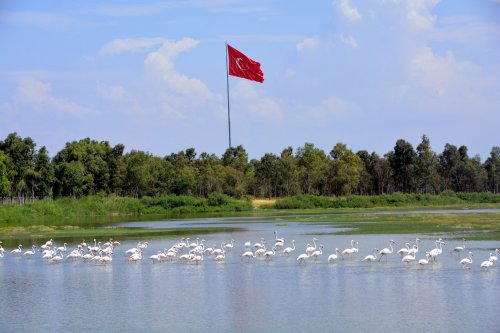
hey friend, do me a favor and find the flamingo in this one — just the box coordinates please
[215,251,225,262]
[378,240,396,262]
[56,243,68,253]
[264,247,277,260]
[310,245,324,261]
[128,251,142,263]
[460,251,473,269]
[274,230,285,243]
[342,240,358,257]
[451,238,466,256]
[283,240,296,256]
[480,260,493,269]
[489,249,498,263]
[223,239,235,252]
[429,238,445,261]
[402,249,417,264]
[306,238,318,255]
[23,245,37,256]
[149,251,162,263]
[362,248,379,262]
[253,238,266,249]
[397,243,410,256]
[50,252,64,263]
[240,251,256,261]
[408,238,420,256]
[191,252,203,264]
[10,244,23,255]
[328,248,342,262]
[296,252,309,264]
[418,252,431,266]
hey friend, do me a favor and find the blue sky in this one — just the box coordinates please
[1,0,499,160]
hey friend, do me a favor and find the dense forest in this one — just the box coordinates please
[0,132,498,199]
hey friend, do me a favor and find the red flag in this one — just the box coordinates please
[227,44,264,83]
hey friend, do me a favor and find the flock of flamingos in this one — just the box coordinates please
[1,231,498,270]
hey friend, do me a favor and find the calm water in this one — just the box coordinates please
[0,218,498,333]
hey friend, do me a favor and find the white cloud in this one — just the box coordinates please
[405,46,500,117]
[340,34,358,48]
[407,0,440,30]
[96,83,128,101]
[308,96,358,119]
[232,81,282,120]
[337,0,362,21]
[144,38,216,102]
[14,79,94,116]
[410,46,480,97]
[296,36,320,54]
[101,37,168,55]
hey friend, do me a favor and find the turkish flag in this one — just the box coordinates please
[227,44,264,83]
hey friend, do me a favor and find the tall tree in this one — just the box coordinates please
[0,132,36,197]
[388,139,416,193]
[33,146,53,197]
[484,147,500,193]
[328,143,363,196]
[415,135,440,193]
[0,151,9,197]
[296,143,328,194]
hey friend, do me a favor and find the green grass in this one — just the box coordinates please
[261,212,500,240]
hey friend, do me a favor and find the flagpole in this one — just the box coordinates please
[225,42,232,149]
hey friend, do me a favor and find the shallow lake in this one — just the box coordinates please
[0,215,498,333]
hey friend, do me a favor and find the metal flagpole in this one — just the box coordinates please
[225,42,232,149]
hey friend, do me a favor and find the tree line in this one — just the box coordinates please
[0,132,498,199]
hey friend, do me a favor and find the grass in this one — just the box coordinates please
[1,193,499,242]
[261,211,500,240]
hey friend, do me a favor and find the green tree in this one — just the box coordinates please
[356,150,376,195]
[439,143,460,191]
[328,143,363,196]
[123,150,151,197]
[0,151,9,197]
[388,139,416,193]
[415,135,440,194]
[33,146,53,197]
[484,147,500,193]
[254,153,279,198]
[276,147,300,196]
[296,143,328,194]
[54,161,87,197]
[0,132,36,197]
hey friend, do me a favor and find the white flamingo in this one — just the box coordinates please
[460,251,473,269]
[240,251,256,261]
[306,238,318,255]
[296,252,309,264]
[328,248,342,262]
[378,240,396,262]
[429,238,445,262]
[264,247,277,260]
[342,240,358,257]
[489,249,498,263]
[274,230,285,243]
[223,239,235,252]
[149,251,162,263]
[10,244,22,255]
[402,249,417,264]
[397,243,410,256]
[451,238,466,256]
[362,248,379,262]
[408,238,420,256]
[283,240,296,256]
[23,245,36,256]
[310,245,324,261]
[418,252,431,266]
[481,257,493,269]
